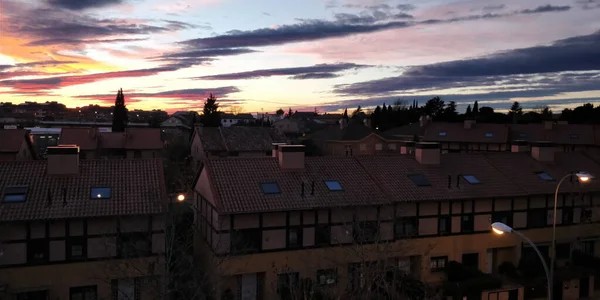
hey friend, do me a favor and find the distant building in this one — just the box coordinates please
[25,127,62,158]
[59,128,164,159]
[220,113,255,127]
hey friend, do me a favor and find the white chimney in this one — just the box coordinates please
[271,142,287,157]
[510,140,529,153]
[415,142,441,164]
[47,145,80,175]
[277,145,305,170]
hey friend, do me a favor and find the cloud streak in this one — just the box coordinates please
[46,0,124,10]
[195,63,368,80]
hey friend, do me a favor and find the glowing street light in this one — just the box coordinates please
[176,194,185,202]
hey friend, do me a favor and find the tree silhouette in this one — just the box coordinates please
[442,101,458,122]
[276,108,285,117]
[472,101,479,116]
[343,108,349,121]
[465,105,472,117]
[202,93,221,127]
[422,96,445,117]
[111,88,128,132]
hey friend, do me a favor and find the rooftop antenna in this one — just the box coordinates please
[62,187,67,206]
[301,182,305,197]
[456,175,460,188]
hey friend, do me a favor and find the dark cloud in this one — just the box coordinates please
[162,20,205,31]
[396,4,416,11]
[75,87,241,102]
[195,63,368,80]
[1,60,77,70]
[482,4,506,12]
[520,4,571,14]
[393,13,414,19]
[152,48,258,70]
[46,0,123,10]
[24,38,147,47]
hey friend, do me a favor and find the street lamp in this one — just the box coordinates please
[491,222,552,300]
[176,194,186,202]
[551,171,593,299]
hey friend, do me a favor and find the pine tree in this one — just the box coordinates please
[472,101,479,116]
[202,93,221,127]
[111,88,128,132]
[343,108,349,120]
[465,104,472,117]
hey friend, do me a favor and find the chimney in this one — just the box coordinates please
[464,119,476,129]
[415,142,441,165]
[531,141,555,162]
[47,145,80,175]
[399,141,416,155]
[272,142,287,157]
[277,145,305,170]
[543,121,554,130]
[510,140,529,153]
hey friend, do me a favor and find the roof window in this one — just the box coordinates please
[261,182,281,194]
[324,180,344,191]
[462,175,481,184]
[2,186,28,203]
[438,132,447,137]
[408,174,431,186]
[536,172,554,181]
[91,187,111,199]
[485,133,493,138]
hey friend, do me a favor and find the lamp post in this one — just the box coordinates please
[550,171,592,298]
[491,222,552,300]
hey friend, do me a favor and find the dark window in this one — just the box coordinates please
[260,182,280,194]
[228,151,239,156]
[485,133,493,138]
[408,174,431,186]
[287,227,303,248]
[67,236,87,260]
[461,215,474,232]
[70,286,97,300]
[2,186,28,203]
[353,221,379,243]
[462,175,481,184]
[16,291,48,300]
[556,243,570,259]
[492,211,513,227]
[27,239,49,263]
[111,278,141,300]
[439,216,451,234]
[439,132,447,136]
[90,187,111,199]
[324,180,343,191]
[430,256,447,272]
[581,208,593,222]
[582,241,595,255]
[231,229,261,253]
[394,217,418,238]
[562,207,573,224]
[277,272,299,300]
[527,209,547,228]
[536,172,554,181]
[315,224,331,246]
[117,233,151,258]
[316,269,337,286]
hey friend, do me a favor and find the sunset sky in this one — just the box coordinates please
[0,0,599,114]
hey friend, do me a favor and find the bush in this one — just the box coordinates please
[443,261,503,298]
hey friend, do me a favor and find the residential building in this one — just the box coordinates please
[190,126,288,166]
[0,145,167,300]
[220,113,255,127]
[383,115,432,141]
[0,129,36,161]
[25,127,62,158]
[272,119,330,139]
[423,120,510,152]
[59,127,163,159]
[509,122,596,152]
[192,142,600,300]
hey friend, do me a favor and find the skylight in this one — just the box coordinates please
[2,186,28,203]
[570,134,579,140]
[408,174,431,186]
[462,175,481,184]
[260,182,280,194]
[439,132,447,137]
[90,187,111,199]
[536,172,554,181]
[519,133,527,138]
[324,180,344,191]
[485,133,493,138]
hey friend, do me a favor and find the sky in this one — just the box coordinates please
[0,0,599,114]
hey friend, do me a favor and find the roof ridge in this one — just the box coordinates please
[353,156,396,205]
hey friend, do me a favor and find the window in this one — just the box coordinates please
[555,243,570,259]
[527,209,547,228]
[70,286,97,300]
[581,241,595,256]
[408,174,431,186]
[536,172,554,181]
[27,239,49,263]
[439,216,451,234]
[117,233,151,258]
[324,180,343,191]
[439,132,447,136]
[360,143,366,151]
[260,182,280,194]
[111,278,140,300]
[2,186,28,203]
[395,217,418,238]
[430,256,447,272]
[287,227,303,248]
[67,237,87,260]
[461,215,474,232]
[353,221,379,243]
[570,134,580,140]
[315,224,331,246]
[16,291,48,300]
[231,229,261,253]
[90,187,111,199]
[492,211,513,227]
[462,175,481,184]
[388,143,397,150]
[562,207,573,224]
[581,208,593,222]
[485,132,493,138]
[277,273,299,300]
[317,269,337,286]
[375,143,383,151]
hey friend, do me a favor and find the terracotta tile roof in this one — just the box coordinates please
[205,156,390,214]
[545,124,595,145]
[0,159,166,221]
[99,132,125,149]
[197,127,287,152]
[384,123,428,139]
[0,129,29,153]
[124,128,163,150]
[59,128,98,150]
[508,124,546,142]
[310,121,377,142]
[424,122,509,144]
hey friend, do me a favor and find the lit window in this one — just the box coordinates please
[430,256,448,272]
[324,180,343,191]
[90,187,111,199]
[261,182,280,194]
[40,136,46,139]
[536,172,554,181]
[462,175,481,184]
[2,186,28,203]
[485,132,493,137]
[408,174,431,186]
[439,132,447,136]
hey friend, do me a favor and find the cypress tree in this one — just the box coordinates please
[111,88,128,132]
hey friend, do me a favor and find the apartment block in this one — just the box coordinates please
[193,142,600,300]
[0,145,167,300]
